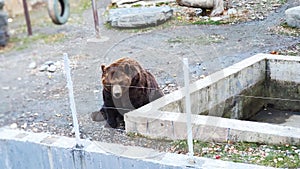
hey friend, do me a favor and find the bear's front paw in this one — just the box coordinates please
[91,111,106,122]
[104,122,117,128]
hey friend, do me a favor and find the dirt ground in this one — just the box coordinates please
[0,0,299,156]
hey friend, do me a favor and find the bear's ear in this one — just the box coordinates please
[101,65,106,72]
[124,63,130,75]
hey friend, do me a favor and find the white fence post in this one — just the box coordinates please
[183,58,194,157]
[63,53,82,147]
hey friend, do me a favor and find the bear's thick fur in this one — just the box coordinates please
[92,57,163,128]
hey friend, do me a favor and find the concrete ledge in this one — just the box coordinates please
[126,110,300,144]
[0,128,274,169]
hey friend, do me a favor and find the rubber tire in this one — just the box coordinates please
[47,0,70,25]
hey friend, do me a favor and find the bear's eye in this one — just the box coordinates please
[124,64,130,75]
[109,71,115,77]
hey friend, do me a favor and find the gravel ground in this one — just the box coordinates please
[0,0,300,167]
[173,0,288,23]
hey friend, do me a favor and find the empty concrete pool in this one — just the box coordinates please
[125,54,300,144]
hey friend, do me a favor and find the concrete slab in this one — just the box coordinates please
[0,127,275,169]
[250,108,300,128]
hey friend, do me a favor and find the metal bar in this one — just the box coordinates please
[22,0,32,36]
[91,0,100,38]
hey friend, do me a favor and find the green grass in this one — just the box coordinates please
[126,132,147,138]
[167,34,225,45]
[271,22,300,37]
[192,19,224,25]
[81,0,92,11]
[280,43,300,56]
[72,0,92,13]
[132,4,142,7]
[280,22,300,34]
[279,0,287,4]
[9,33,66,51]
[171,140,300,168]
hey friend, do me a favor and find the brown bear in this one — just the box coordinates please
[91,57,163,129]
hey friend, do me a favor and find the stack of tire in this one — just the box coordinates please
[0,0,8,46]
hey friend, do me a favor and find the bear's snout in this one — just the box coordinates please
[112,84,122,99]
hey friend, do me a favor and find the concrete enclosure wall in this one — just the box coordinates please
[0,128,272,169]
[267,57,300,111]
[160,55,300,118]
[160,54,266,118]
[269,57,300,83]
[125,54,300,144]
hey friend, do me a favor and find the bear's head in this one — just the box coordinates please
[101,57,144,99]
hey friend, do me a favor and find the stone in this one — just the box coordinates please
[28,61,37,69]
[47,64,57,72]
[44,61,55,66]
[10,123,17,129]
[21,122,27,129]
[32,128,38,132]
[107,6,173,28]
[168,83,176,87]
[39,64,48,71]
[176,0,224,16]
[2,86,9,90]
[227,8,237,17]
[195,8,203,16]
[285,6,300,28]
[200,75,205,78]
[210,16,223,21]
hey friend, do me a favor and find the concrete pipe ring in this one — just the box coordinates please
[47,0,70,25]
